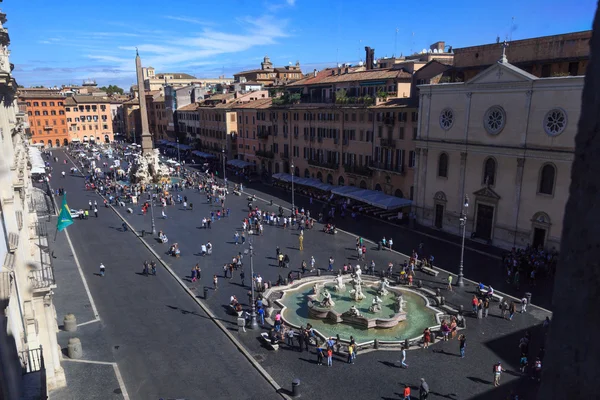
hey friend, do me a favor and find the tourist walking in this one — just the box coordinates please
[298,234,304,251]
[493,362,504,386]
[399,347,408,368]
[509,301,516,320]
[477,299,483,319]
[240,270,245,287]
[326,347,333,366]
[419,378,429,400]
[94,207,98,218]
[403,384,411,400]
[422,327,431,349]
[99,263,105,277]
[213,274,218,290]
[458,334,466,358]
[483,298,490,317]
[520,296,527,313]
[328,256,334,272]
[316,346,323,365]
[447,275,453,291]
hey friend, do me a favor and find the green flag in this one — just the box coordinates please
[57,194,74,232]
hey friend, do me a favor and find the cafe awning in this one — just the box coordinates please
[227,159,253,168]
[331,186,412,210]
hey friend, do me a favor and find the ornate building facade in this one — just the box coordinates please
[0,3,64,397]
[414,53,582,251]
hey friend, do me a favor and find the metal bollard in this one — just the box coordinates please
[378,241,382,251]
[316,269,321,277]
[291,379,301,397]
[417,280,422,288]
[374,338,379,349]
[63,314,77,332]
[141,229,145,237]
[430,331,436,343]
[67,337,83,359]
[525,292,532,306]
[459,305,464,316]
[204,287,209,299]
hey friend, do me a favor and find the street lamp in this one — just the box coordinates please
[150,193,156,235]
[176,136,181,176]
[457,195,469,287]
[244,242,258,329]
[291,161,295,216]
[222,148,227,187]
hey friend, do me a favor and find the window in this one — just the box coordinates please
[35,111,40,116]
[439,108,454,130]
[541,64,551,77]
[411,112,418,122]
[539,164,556,195]
[27,102,31,106]
[28,111,32,116]
[41,102,47,106]
[544,108,567,136]
[483,157,496,186]
[42,111,48,116]
[413,127,418,140]
[51,110,56,115]
[408,150,416,168]
[50,102,55,106]
[398,127,404,140]
[59,110,64,115]
[484,106,506,135]
[568,62,579,76]
[438,153,448,178]
[33,102,39,106]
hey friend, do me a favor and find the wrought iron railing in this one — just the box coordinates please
[20,346,44,374]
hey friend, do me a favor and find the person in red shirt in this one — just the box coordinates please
[403,384,411,399]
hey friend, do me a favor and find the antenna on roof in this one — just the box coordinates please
[509,16,515,42]
[394,28,399,57]
[411,32,415,55]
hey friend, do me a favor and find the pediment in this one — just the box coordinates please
[473,186,501,200]
[466,62,537,85]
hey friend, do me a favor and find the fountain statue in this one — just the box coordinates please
[369,295,383,313]
[377,277,390,296]
[313,284,319,295]
[347,305,361,317]
[394,294,406,313]
[320,289,335,307]
[355,264,362,282]
[333,274,346,292]
[349,278,366,301]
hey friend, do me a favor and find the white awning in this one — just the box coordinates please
[28,146,46,174]
[71,138,81,142]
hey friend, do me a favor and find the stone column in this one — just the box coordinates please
[417,149,428,222]
[538,4,600,398]
[512,158,525,246]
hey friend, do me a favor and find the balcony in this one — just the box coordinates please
[343,164,372,177]
[257,131,270,140]
[370,161,405,175]
[380,138,396,148]
[280,152,289,160]
[43,126,53,131]
[29,263,56,292]
[308,159,339,170]
[255,149,275,159]
[300,95,333,104]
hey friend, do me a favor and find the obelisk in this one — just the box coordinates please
[135,50,153,155]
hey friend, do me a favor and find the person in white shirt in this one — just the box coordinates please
[520,296,527,313]
[99,263,105,277]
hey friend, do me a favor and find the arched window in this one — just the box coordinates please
[338,176,345,186]
[483,157,496,186]
[304,168,310,178]
[316,171,323,182]
[375,183,382,191]
[359,180,367,189]
[394,189,404,198]
[438,153,448,178]
[538,164,556,195]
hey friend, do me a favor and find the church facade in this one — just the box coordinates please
[413,53,583,251]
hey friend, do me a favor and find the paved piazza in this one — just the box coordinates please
[53,149,552,399]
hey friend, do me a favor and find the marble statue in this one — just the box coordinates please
[348,305,361,317]
[378,277,390,296]
[355,264,362,282]
[312,284,319,295]
[349,279,366,301]
[320,289,335,307]
[333,274,345,292]
[369,295,383,313]
[394,294,405,313]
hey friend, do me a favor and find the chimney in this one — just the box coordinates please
[344,67,349,74]
[365,46,375,70]
[313,69,317,77]
[337,67,342,75]
[430,41,445,53]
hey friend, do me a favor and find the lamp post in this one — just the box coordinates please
[222,148,227,187]
[150,194,156,235]
[245,242,258,329]
[291,161,295,216]
[176,136,181,176]
[457,195,469,287]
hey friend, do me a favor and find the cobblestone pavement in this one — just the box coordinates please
[100,160,552,400]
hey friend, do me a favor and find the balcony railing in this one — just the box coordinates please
[370,161,405,174]
[380,138,396,148]
[43,126,52,131]
[29,264,56,291]
[255,150,275,159]
[308,159,339,170]
[257,131,269,139]
[20,346,44,374]
[343,164,372,177]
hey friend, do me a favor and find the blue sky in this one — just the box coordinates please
[4,0,596,89]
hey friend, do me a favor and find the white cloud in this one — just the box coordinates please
[164,16,215,26]
[286,0,296,5]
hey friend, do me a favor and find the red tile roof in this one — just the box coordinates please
[289,68,411,86]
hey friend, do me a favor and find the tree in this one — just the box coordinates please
[99,84,124,96]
